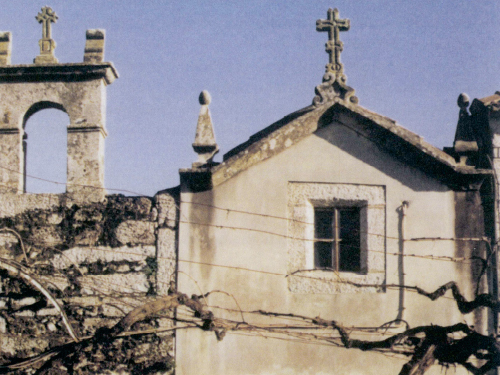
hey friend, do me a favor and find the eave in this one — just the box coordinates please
[0,62,119,85]
[187,99,491,191]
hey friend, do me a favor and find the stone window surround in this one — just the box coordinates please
[287,182,386,294]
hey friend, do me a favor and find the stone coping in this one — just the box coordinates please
[0,62,118,84]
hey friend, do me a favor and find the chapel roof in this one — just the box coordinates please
[183,8,491,191]
[214,98,489,190]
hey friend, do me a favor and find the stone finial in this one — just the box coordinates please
[84,29,105,63]
[34,6,58,64]
[454,93,478,165]
[316,8,349,79]
[313,8,357,106]
[192,90,219,167]
[0,32,12,66]
[457,92,470,109]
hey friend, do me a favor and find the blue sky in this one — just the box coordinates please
[1,1,499,195]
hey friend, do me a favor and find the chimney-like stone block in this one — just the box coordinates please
[0,32,12,66]
[84,29,105,63]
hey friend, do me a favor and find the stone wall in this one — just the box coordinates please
[0,190,178,374]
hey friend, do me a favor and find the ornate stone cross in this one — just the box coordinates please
[34,6,58,64]
[316,8,349,79]
[312,8,357,106]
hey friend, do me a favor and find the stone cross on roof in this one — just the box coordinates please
[36,6,58,40]
[34,6,58,64]
[312,8,357,106]
[316,8,349,79]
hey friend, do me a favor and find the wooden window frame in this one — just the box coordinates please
[314,207,361,272]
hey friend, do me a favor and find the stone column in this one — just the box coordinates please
[67,125,106,202]
[0,128,23,193]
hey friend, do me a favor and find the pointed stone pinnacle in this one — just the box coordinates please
[192,90,219,167]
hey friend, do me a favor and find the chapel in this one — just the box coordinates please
[0,6,498,375]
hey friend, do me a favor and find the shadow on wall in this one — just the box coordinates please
[23,107,69,194]
[185,187,216,281]
[315,109,449,193]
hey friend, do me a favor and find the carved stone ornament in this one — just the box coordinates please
[313,8,358,106]
[313,72,358,106]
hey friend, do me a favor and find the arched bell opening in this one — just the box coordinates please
[22,101,69,193]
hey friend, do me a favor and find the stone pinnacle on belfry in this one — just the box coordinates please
[192,90,219,167]
[34,6,59,64]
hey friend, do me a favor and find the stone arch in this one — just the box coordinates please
[22,102,69,193]
[22,101,67,129]
[0,63,117,201]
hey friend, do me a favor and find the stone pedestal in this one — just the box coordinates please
[34,38,58,64]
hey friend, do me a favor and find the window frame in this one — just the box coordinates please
[287,182,386,294]
[313,206,361,272]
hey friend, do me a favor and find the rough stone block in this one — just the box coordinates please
[79,274,150,294]
[51,245,155,270]
[47,212,64,224]
[0,193,63,218]
[0,316,6,333]
[37,307,60,316]
[0,336,49,356]
[156,191,178,227]
[31,226,63,247]
[115,220,156,245]
[11,296,37,309]
[74,229,101,246]
[14,310,35,317]
[0,231,20,259]
[101,304,126,317]
[157,227,177,295]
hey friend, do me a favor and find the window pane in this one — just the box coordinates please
[314,242,332,268]
[314,209,334,239]
[339,208,361,272]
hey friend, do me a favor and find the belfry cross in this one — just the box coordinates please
[316,8,349,78]
[34,6,58,64]
[36,6,58,40]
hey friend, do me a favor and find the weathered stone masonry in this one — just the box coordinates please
[0,191,179,374]
[0,8,179,374]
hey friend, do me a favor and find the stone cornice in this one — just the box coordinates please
[0,62,118,85]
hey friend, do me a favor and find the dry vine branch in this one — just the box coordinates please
[0,228,30,265]
[0,257,79,342]
[414,281,500,313]
[2,281,500,375]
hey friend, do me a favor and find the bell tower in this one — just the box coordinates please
[0,7,118,202]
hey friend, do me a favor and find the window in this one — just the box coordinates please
[287,182,386,294]
[314,207,360,272]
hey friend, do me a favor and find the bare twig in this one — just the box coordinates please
[0,257,79,342]
[0,227,30,265]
